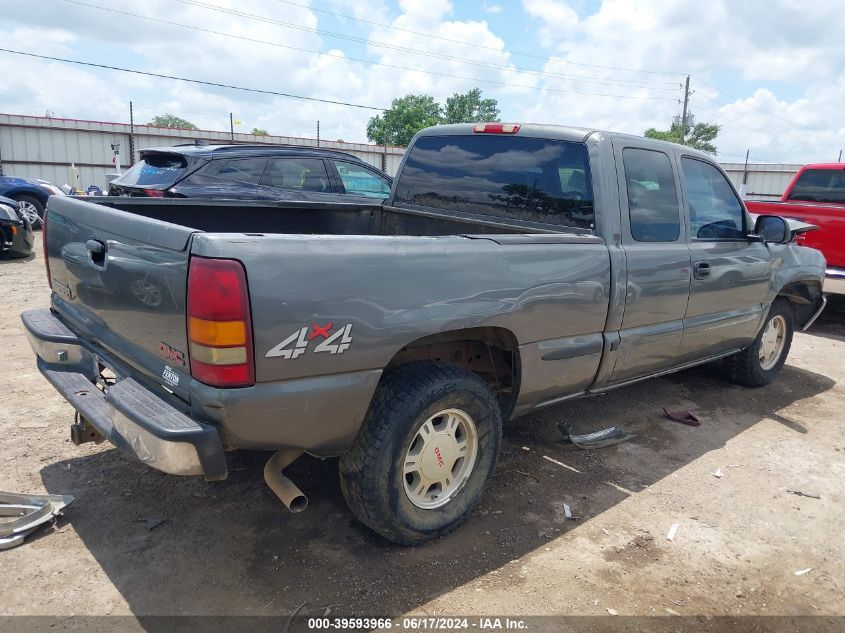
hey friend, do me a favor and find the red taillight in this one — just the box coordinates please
[473,123,521,134]
[42,209,51,289]
[187,257,254,388]
[144,189,166,198]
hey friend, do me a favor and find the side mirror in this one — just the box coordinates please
[754,215,788,244]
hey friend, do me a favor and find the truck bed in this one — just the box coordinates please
[91,197,558,237]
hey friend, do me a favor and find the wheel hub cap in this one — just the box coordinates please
[403,408,479,510]
[759,315,786,370]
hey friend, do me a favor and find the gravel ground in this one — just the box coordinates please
[1,241,843,628]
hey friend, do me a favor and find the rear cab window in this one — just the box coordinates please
[787,168,845,203]
[116,153,189,187]
[393,135,594,230]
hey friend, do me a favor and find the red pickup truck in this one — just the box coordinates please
[746,163,845,295]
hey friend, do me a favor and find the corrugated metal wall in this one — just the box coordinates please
[0,113,406,189]
[721,162,802,200]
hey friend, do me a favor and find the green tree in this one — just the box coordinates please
[366,94,442,146]
[442,88,500,124]
[644,118,721,155]
[251,127,269,136]
[147,113,198,130]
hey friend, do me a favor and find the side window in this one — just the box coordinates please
[198,158,267,184]
[622,148,681,242]
[260,158,330,192]
[682,158,745,240]
[332,161,391,198]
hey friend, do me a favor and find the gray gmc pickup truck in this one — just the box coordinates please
[23,123,826,544]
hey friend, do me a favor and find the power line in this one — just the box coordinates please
[691,76,835,143]
[271,0,687,79]
[172,0,681,92]
[692,90,833,146]
[59,0,678,102]
[0,48,386,110]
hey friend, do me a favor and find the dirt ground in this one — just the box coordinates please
[1,241,843,629]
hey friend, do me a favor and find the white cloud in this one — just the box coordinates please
[519,0,845,162]
[0,0,842,162]
[484,3,503,14]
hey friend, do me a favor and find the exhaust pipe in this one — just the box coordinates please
[264,449,308,513]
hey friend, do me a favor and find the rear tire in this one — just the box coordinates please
[339,361,502,545]
[13,195,44,230]
[725,299,794,387]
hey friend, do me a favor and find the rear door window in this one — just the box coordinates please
[117,154,188,187]
[682,157,745,239]
[622,148,681,242]
[331,160,391,198]
[260,158,331,193]
[198,157,268,184]
[393,135,594,229]
[787,168,845,203]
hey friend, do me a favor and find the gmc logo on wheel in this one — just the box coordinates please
[434,446,444,468]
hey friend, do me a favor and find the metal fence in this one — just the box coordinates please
[0,113,406,190]
[721,162,802,200]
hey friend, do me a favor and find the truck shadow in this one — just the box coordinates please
[40,363,834,621]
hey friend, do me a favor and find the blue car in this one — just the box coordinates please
[0,175,65,229]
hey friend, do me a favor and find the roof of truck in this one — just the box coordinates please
[797,163,845,170]
[415,123,715,161]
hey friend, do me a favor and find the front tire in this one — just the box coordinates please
[339,361,502,545]
[726,299,794,387]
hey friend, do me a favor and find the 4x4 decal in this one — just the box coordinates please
[266,323,353,359]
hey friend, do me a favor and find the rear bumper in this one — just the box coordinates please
[21,308,227,481]
[824,267,845,295]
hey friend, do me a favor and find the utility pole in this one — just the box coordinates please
[316,120,320,147]
[128,101,135,166]
[839,149,842,162]
[229,113,234,143]
[679,75,691,145]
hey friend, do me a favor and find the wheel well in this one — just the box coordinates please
[9,189,47,206]
[385,327,521,420]
[778,281,823,327]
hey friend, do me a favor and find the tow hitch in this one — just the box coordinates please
[70,414,105,446]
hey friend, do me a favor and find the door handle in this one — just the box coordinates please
[86,239,107,268]
[693,261,710,280]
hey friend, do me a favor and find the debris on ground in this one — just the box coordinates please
[666,523,679,541]
[665,607,681,616]
[794,568,813,576]
[537,527,554,539]
[713,468,724,478]
[542,455,581,473]
[663,408,701,426]
[557,422,636,449]
[606,608,619,616]
[0,491,74,550]
[787,490,821,500]
[133,517,167,531]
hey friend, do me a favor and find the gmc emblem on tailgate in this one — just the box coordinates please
[159,342,186,366]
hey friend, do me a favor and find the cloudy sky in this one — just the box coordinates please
[2,0,843,163]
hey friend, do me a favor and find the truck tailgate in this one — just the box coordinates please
[44,196,198,399]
